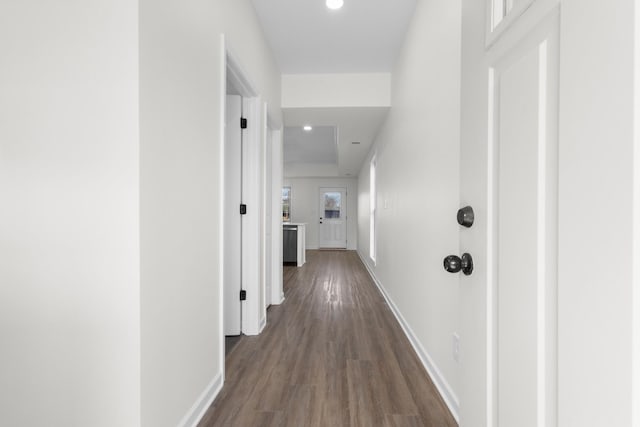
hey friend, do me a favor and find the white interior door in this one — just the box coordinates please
[460,2,559,426]
[318,187,347,249]
[224,95,242,336]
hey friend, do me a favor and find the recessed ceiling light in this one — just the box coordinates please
[303,125,313,132]
[326,0,344,10]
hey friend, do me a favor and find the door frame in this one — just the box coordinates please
[223,94,243,337]
[261,106,285,313]
[263,123,273,311]
[267,117,285,306]
[220,36,265,371]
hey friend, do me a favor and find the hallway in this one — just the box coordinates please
[2,1,639,425]
[199,251,456,426]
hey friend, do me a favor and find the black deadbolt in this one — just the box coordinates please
[443,253,474,276]
[457,206,474,228]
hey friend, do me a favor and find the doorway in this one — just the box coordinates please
[223,47,262,347]
[318,187,347,249]
[223,94,243,337]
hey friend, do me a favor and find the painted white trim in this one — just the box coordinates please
[486,0,558,49]
[536,40,548,427]
[356,251,460,423]
[219,33,227,385]
[486,0,535,44]
[241,95,264,336]
[178,373,223,427]
[261,102,269,320]
[486,67,497,427]
[369,154,377,264]
[270,127,284,306]
[267,110,283,133]
[226,45,258,98]
[259,315,267,333]
[633,2,640,424]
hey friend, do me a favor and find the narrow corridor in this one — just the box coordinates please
[199,250,456,426]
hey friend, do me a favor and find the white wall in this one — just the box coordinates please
[357,0,462,417]
[282,73,391,108]
[0,1,140,426]
[284,162,340,178]
[139,1,281,425]
[284,178,358,250]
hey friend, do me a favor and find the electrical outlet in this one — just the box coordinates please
[453,333,460,363]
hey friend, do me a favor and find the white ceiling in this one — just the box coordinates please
[251,0,413,177]
[251,0,417,73]
[283,107,389,177]
[284,126,337,164]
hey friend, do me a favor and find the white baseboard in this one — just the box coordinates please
[269,292,286,306]
[259,315,267,333]
[178,373,223,427]
[357,251,460,423]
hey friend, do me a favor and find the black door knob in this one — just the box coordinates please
[443,253,474,275]
[457,206,474,227]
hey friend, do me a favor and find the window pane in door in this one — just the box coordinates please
[324,192,341,218]
[282,187,291,222]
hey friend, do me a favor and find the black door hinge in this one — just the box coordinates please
[240,118,247,129]
[240,204,247,215]
[240,290,247,301]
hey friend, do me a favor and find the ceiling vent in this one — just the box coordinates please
[351,141,361,145]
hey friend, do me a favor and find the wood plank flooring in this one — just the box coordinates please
[198,250,457,427]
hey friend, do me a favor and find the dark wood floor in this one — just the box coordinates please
[199,250,457,427]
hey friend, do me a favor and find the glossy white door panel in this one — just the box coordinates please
[460,2,559,426]
[496,50,539,426]
[491,22,558,426]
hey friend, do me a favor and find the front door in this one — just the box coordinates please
[459,1,559,425]
[318,187,347,249]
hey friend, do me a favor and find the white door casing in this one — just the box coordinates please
[270,127,285,305]
[460,1,559,426]
[318,187,347,249]
[224,44,266,337]
[224,94,243,336]
[241,95,266,335]
[264,125,273,309]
